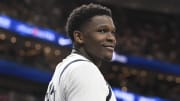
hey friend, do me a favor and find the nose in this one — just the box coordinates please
[106,32,116,43]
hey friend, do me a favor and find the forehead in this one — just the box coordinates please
[83,15,115,30]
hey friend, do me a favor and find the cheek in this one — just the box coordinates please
[84,34,103,47]
[85,39,101,52]
[84,34,113,60]
[84,37,103,53]
[85,40,113,61]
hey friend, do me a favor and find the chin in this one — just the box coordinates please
[105,57,113,62]
[103,54,113,62]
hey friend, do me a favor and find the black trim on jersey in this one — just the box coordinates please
[58,59,88,84]
[106,84,112,101]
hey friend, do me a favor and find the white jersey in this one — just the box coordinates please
[45,51,117,101]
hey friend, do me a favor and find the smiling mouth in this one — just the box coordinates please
[103,45,115,51]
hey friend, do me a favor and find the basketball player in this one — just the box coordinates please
[45,3,117,101]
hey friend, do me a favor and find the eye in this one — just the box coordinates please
[111,30,116,35]
[98,28,108,33]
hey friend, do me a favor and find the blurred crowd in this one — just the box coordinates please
[116,12,180,64]
[0,0,69,34]
[0,29,70,71]
[0,0,180,101]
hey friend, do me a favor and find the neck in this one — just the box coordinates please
[73,47,102,67]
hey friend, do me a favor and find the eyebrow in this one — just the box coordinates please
[97,24,116,31]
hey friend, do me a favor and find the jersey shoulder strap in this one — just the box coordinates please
[58,59,88,84]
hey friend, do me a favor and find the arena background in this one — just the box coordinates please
[0,0,180,101]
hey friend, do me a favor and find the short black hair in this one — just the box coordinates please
[66,3,112,41]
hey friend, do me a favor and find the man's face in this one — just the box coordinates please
[81,15,116,61]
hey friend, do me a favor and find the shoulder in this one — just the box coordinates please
[62,60,110,101]
[57,52,97,76]
[56,52,106,88]
[63,60,97,79]
[57,53,98,83]
[63,60,105,87]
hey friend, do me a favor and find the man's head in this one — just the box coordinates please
[66,3,112,41]
[66,3,116,62]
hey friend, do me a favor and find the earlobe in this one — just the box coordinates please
[73,31,84,44]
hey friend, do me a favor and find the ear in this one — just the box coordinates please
[73,31,84,44]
